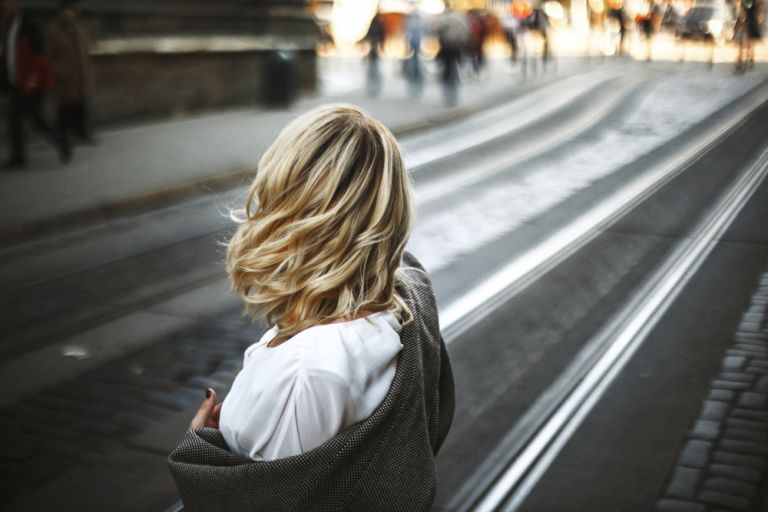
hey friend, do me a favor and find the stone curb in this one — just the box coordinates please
[656,270,768,512]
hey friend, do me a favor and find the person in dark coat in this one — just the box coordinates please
[46,0,94,145]
[437,7,469,106]
[1,0,70,169]
[361,12,385,97]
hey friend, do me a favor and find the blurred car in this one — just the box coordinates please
[675,2,736,44]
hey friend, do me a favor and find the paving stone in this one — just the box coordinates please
[737,391,768,409]
[742,312,765,324]
[747,304,767,316]
[739,322,764,334]
[745,366,768,376]
[755,377,768,393]
[707,389,735,402]
[698,490,751,511]
[186,375,232,391]
[732,408,768,421]
[712,380,752,391]
[111,411,152,434]
[655,499,706,512]
[690,420,721,441]
[719,439,768,456]
[26,395,80,413]
[35,438,102,464]
[733,344,768,357]
[68,417,121,437]
[702,477,757,499]
[0,444,35,462]
[734,337,768,348]
[680,440,712,468]
[751,360,768,370]
[718,372,756,383]
[666,467,702,499]
[700,401,729,421]
[5,404,79,427]
[142,391,188,412]
[71,402,118,420]
[84,393,143,413]
[737,329,768,339]
[723,427,768,443]
[708,463,762,483]
[25,422,81,442]
[713,451,766,469]
[723,356,748,371]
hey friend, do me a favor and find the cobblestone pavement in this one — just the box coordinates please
[0,308,264,512]
[656,270,768,512]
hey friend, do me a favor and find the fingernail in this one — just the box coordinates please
[206,388,212,399]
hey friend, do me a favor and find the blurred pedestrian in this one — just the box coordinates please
[467,9,489,76]
[500,11,520,63]
[660,0,678,32]
[607,0,628,55]
[735,3,748,72]
[404,8,424,98]
[1,0,69,169]
[635,0,656,60]
[47,0,94,146]
[530,3,552,68]
[742,0,763,70]
[511,0,534,74]
[361,11,385,97]
[437,6,469,105]
[170,104,454,511]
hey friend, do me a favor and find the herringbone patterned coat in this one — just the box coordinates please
[168,253,455,511]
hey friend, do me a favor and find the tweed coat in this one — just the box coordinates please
[168,253,455,511]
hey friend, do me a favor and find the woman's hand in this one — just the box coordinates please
[188,388,222,431]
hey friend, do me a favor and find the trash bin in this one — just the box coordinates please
[262,49,298,107]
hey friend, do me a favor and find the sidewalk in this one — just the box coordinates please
[0,56,586,245]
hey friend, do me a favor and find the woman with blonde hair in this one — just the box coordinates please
[169,104,454,511]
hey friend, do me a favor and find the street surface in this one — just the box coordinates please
[1,58,767,511]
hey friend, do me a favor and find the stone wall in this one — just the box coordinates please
[90,47,316,123]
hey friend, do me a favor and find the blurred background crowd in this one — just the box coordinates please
[1,0,765,169]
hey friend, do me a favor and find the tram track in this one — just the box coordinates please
[472,135,768,512]
[434,83,768,511]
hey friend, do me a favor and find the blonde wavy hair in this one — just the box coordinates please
[227,104,415,340]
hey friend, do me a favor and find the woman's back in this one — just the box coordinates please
[220,312,403,461]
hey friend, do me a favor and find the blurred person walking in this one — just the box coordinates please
[437,5,469,105]
[742,0,763,71]
[404,8,424,98]
[635,0,657,60]
[501,10,520,63]
[511,0,534,76]
[47,0,94,146]
[361,11,386,97]
[530,3,552,69]
[1,0,69,169]
[467,9,489,76]
[607,0,628,55]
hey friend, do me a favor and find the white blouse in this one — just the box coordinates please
[219,312,403,461]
